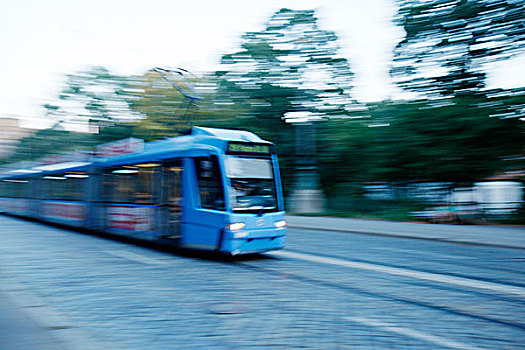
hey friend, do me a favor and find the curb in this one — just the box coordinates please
[286,224,525,251]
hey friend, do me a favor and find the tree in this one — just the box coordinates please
[391,0,525,98]
[129,70,241,140]
[389,0,525,187]
[47,66,141,131]
[213,8,363,193]
[363,97,525,183]
[4,129,89,164]
[217,8,359,121]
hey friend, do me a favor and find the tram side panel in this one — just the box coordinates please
[105,204,158,237]
[0,197,31,216]
[40,200,88,227]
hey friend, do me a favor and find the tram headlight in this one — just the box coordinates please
[226,222,245,231]
[274,220,286,229]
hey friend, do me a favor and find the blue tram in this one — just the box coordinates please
[0,127,286,254]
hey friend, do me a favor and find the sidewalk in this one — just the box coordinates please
[286,215,525,250]
[0,291,70,350]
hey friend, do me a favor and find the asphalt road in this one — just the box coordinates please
[0,215,524,349]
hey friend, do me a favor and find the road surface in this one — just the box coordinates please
[0,215,524,349]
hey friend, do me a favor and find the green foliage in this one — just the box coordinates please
[4,129,89,163]
[322,196,425,222]
[392,0,525,98]
[128,8,361,191]
[128,70,219,140]
[2,124,133,165]
[48,66,140,130]
[217,8,358,121]
[208,8,362,191]
[367,97,524,182]
[313,95,524,197]
[6,7,523,224]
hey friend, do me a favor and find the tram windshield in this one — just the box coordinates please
[224,156,278,213]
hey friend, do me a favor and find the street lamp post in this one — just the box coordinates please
[286,112,326,213]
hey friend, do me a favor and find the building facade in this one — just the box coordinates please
[0,118,32,161]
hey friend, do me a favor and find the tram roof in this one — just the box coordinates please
[190,126,263,142]
[33,162,91,172]
[0,127,272,177]
[95,126,271,167]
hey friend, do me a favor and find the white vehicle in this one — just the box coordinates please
[474,181,523,216]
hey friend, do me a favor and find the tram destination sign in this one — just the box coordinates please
[227,142,272,155]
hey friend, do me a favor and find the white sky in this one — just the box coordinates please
[0,0,523,128]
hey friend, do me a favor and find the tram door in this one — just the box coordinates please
[161,159,183,239]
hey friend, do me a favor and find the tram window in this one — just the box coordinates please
[10,180,19,198]
[42,177,51,199]
[8,181,16,198]
[20,179,30,198]
[107,170,136,203]
[14,180,24,198]
[163,160,182,205]
[135,165,159,204]
[43,174,67,200]
[64,172,88,201]
[1,181,9,197]
[2,181,8,196]
[39,173,86,201]
[102,173,120,202]
[225,156,278,213]
[64,178,73,200]
[2,179,29,198]
[104,164,159,204]
[6,181,16,197]
[195,156,225,211]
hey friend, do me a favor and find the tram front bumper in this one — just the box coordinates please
[221,230,286,254]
